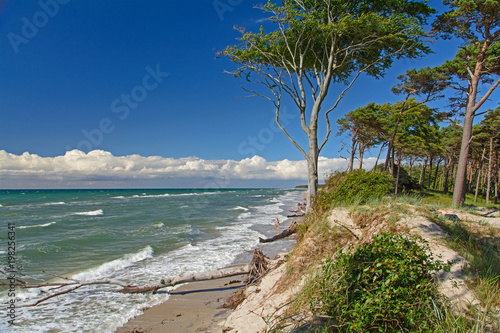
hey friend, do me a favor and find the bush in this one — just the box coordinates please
[315,170,393,210]
[313,233,449,332]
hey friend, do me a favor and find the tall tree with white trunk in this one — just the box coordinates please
[222,0,434,210]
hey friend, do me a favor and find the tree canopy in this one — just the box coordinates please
[223,0,435,208]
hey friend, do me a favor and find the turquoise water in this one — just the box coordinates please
[0,189,302,332]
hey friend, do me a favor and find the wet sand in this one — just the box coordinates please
[115,275,246,333]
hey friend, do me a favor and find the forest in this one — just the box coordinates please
[336,97,500,206]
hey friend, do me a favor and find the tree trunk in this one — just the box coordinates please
[443,150,455,194]
[486,137,494,205]
[408,156,415,176]
[451,35,497,207]
[259,221,298,243]
[453,107,475,207]
[358,145,365,170]
[395,154,402,195]
[495,150,499,204]
[6,250,273,307]
[495,164,499,204]
[474,146,487,203]
[419,158,428,186]
[373,142,387,171]
[433,159,441,190]
[306,136,319,211]
[443,166,450,194]
[427,155,434,188]
[123,264,252,294]
[349,138,357,172]
[384,101,407,171]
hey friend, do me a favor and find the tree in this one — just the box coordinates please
[389,100,442,193]
[337,104,382,171]
[385,67,448,171]
[223,0,435,210]
[433,0,500,207]
[478,107,500,205]
[439,124,462,194]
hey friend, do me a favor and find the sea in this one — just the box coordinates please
[0,188,303,332]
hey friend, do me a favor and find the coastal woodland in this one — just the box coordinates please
[223,0,500,210]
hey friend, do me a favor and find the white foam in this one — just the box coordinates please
[111,196,126,199]
[152,222,165,228]
[232,206,249,211]
[72,246,154,281]
[42,201,65,206]
[73,209,103,216]
[237,212,252,219]
[18,222,56,229]
[132,193,170,198]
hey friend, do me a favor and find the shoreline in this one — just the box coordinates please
[115,275,247,333]
[114,240,298,333]
[114,201,303,333]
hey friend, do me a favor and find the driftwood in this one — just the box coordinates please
[122,264,251,294]
[0,249,270,306]
[259,221,298,243]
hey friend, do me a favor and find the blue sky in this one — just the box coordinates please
[0,0,496,188]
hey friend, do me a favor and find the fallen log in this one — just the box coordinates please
[122,264,251,293]
[1,249,270,306]
[259,221,298,243]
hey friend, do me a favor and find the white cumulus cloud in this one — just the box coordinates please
[0,150,377,188]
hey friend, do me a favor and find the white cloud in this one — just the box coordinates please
[0,150,377,188]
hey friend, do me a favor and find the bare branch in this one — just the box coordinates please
[472,76,500,115]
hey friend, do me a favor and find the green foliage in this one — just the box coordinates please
[315,170,393,210]
[314,233,449,332]
[225,0,435,81]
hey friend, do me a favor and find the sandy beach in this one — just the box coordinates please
[115,275,247,333]
[115,214,302,333]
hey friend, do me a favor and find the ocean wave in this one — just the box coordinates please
[111,196,126,199]
[72,246,154,281]
[42,201,66,206]
[73,209,103,216]
[152,222,165,228]
[231,206,249,211]
[237,212,252,220]
[131,192,220,199]
[18,222,56,229]
[132,193,170,198]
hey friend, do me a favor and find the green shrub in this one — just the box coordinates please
[313,233,449,332]
[315,170,393,210]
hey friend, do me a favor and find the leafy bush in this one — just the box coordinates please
[313,233,449,332]
[315,170,393,210]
